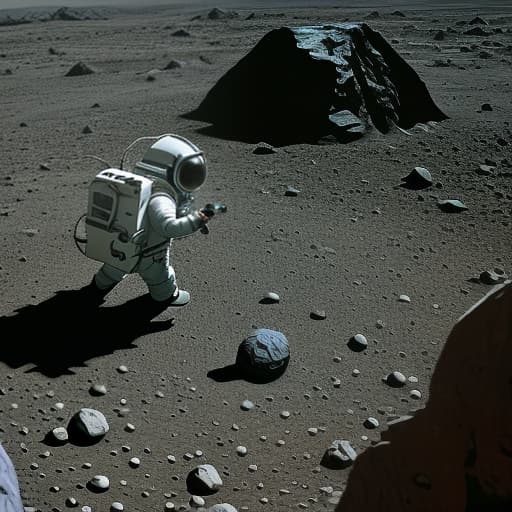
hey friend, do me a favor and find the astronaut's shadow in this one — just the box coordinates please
[0,287,174,378]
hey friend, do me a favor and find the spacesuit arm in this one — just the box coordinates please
[147,193,204,239]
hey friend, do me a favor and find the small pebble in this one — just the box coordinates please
[364,417,379,429]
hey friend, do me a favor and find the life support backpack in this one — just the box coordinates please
[83,168,153,273]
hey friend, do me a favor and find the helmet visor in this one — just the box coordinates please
[176,156,207,192]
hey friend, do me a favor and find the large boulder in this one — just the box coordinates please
[185,23,447,144]
[336,281,512,512]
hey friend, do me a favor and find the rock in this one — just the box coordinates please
[364,417,379,429]
[392,11,406,17]
[185,23,447,145]
[433,30,445,41]
[236,328,290,382]
[285,186,300,196]
[111,503,124,511]
[399,294,411,303]
[476,164,494,176]
[68,408,109,444]
[163,59,183,70]
[348,334,368,352]
[401,167,433,189]
[207,8,237,20]
[82,125,93,134]
[469,16,488,25]
[50,426,68,445]
[479,50,493,59]
[328,110,366,139]
[89,384,107,396]
[66,62,95,77]
[146,69,160,81]
[39,163,50,171]
[88,475,109,492]
[410,389,422,400]
[321,440,357,469]
[236,446,248,456]
[190,495,205,507]
[129,457,140,468]
[310,309,326,320]
[172,29,190,37]
[385,371,407,388]
[464,26,491,36]
[209,504,238,512]
[252,142,276,154]
[241,399,254,410]
[479,270,507,285]
[481,103,493,111]
[437,199,468,213]
[188,464,223,494]
[366,11,380,19]
[260,291,280,304]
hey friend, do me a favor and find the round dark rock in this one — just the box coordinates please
[236,329,290,382]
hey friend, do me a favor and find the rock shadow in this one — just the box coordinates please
[0,286,174,377]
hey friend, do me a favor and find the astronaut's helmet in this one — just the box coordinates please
[134,135,207,197]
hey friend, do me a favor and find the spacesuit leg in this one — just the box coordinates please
[137,252,177,302]
[94,263,126,290]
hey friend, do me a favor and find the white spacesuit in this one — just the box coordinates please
[91,135,209,306]
[0,443,24,512]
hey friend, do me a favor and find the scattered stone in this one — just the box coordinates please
[399,294,411,303]
[310,309,326,320]
[433,30,445,41]
[111,503,124,511]
[172,29,190,37]
[385,371,407,388]
[129,457,140,468]
[188,464,223,493]
[39,163,50,171]
[321,439,357,469]
[50,426,69,445]
[308,427,319,436]
[88,475,109,492]
[163,59,183,70]
[82,125,93,134]
[65,497,78,506]
[208,8,237,20]
[209,504,238,512]
[364,417,379,429]
[89,384,107,396]
[392,11,406,17]
[285,185,300,196]
[280,410,291,419]
[348,333,368,352]
[410,389,422,400]
[146,69,160,81]
[236,328,290,382]
[68,408,109,444]
[437,199,468,213]
[479,270,507,285]
[260,291,280,304]
[236,446,248,457]
[401,167,433,189]
[190,495,205,507]
[476,164,494,175]
[66,62,95,77]
[117,365,128,373]
[481,103,493,111]
[240,400,254,411]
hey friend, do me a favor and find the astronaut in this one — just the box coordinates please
[88,135,210,307]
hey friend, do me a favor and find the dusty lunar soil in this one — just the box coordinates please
[0,1,511,511]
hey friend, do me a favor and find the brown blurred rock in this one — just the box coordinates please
[336,281,512,512]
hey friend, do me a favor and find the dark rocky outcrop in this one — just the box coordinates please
[336,281,512,512]
[185,23,447,145]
